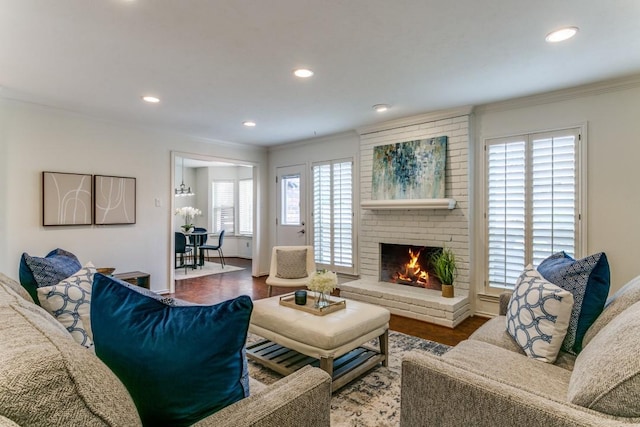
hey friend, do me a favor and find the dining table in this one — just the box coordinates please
[182,230,209,269]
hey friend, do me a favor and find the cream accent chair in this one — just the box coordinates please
[265,246,316,297]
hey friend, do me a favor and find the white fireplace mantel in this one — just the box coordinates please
[361,198,456,210]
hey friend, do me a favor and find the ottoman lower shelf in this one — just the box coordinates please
[247,338,386,392]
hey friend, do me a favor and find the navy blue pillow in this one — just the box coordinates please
[19,248,81,305]
[538,251,610,354]
[91,274,252,427]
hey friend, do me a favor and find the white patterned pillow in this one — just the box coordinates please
[506,266,574,363]
[37,262,96,348]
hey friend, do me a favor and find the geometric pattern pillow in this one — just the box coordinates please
[538,251,610,355]
[506,266,574,363]
[37,262,96,348]
[275,249,308,279]
[91,273,253,427]
[19,248,82,305]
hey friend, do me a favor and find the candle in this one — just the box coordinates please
[294,290,307,305]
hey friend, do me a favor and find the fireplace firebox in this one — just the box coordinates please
[379,243,443,290]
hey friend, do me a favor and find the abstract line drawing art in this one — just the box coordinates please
[371,136,447,200]
[94,175,136,225]
[42,172,93,226]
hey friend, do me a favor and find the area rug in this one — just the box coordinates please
[174,261,243,280]
[247,331,450,427]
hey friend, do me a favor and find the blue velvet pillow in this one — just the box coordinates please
[91,274,252,427]
[537,251,610,354]
[19,248,81,305]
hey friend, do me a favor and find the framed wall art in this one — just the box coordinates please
[42,172,93,226]
[94,175,136,225]
[371,136,447,200]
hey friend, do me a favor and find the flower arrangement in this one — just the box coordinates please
[175,206,202,232]
[307,269,338,294]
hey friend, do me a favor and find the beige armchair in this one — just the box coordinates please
[265,246,316,297]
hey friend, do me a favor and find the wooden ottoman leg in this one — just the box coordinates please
[320,356,334,377]
[380,330,389,367]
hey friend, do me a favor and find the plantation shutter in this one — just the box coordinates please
[212,181,234,233]
[313,164,332,265]
[531,132,577,265]
[487,139,526,289]
[486,128,580,290]
[312,159,354,273]
[333,161,353,267]
[238,179,253,235]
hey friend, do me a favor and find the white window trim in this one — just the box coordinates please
[480,124,588,296]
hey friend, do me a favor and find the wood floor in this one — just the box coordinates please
[170,258,489,346]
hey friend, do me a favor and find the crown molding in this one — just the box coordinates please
[475,73,640,114]
[357,106,474,136]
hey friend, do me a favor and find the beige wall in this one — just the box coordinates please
[0,99,268,293]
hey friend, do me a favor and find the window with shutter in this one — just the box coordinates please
[212,181,235,234]
[312,159,354,274]
[485,128,582,290]
[238,179,253,235]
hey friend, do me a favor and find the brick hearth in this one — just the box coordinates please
[340,279,470,328]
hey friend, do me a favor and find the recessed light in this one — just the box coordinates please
[243,121,256,127]
[373,104,389,113]
[142,95,160,103]
[293,68,314,78]
[545,26,579,43]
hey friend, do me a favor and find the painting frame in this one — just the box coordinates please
[371,136,448,201]
[42,172,93,226]
[94,175,136,225]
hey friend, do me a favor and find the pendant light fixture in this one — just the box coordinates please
[175,157,194,197]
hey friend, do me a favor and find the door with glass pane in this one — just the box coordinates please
[276,165,307,246]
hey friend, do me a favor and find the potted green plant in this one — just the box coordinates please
[431,246,458,298]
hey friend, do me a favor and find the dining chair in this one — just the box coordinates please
[199,230,225,268]
[174,232,192,273]
[188,227,208,268]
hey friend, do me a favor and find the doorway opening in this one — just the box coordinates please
[170,152,259,293]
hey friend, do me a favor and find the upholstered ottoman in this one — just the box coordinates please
[248,295,390,391]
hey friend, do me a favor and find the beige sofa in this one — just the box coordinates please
[0,272,331,427]
[401,276,640,426]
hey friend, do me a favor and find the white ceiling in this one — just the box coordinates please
[2,1,639,147]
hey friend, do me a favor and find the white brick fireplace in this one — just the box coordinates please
[341,107,472,327]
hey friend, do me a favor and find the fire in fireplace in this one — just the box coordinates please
[380,243,442,290]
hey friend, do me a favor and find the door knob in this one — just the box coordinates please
[298,229,305,234]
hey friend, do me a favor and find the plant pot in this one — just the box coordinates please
[441,284,454,298]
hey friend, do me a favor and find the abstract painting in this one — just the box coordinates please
[371,136,447,200]
[42,172,93,226]
[94,175,136,225]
